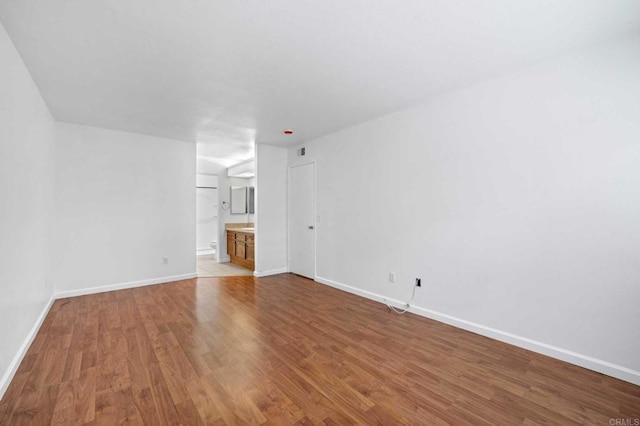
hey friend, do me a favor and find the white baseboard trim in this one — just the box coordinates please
[409,305,640,386]
[315,276,640,386]
[254,267,289,278]
[316,276,404,306]
[55,273,197,299]
[1,273,198,399]
[0,296,55,400]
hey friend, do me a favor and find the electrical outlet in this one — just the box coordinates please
[389,272,395,283]
[415,278,421,287]
[163,257,169,265]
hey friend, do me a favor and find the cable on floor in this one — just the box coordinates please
[384,283,417,314]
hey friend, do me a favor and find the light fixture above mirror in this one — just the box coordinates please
[228,158,255,178]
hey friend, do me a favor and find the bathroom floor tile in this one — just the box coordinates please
[197,257,253,277]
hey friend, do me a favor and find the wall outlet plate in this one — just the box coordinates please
[389,272,395,283]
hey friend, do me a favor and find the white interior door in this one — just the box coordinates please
[289,163,315,279]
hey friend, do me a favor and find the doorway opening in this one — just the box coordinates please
[196,177,254,277]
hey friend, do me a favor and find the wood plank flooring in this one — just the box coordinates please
[1,274,639,425]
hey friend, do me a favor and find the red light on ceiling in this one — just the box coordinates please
[283,129,294,135]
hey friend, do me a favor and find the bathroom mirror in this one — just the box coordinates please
[230,186,247,214]
[248,187,255,214]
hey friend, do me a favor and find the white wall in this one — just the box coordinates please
[255,144,288,276]
[54,123,196,295]
[288,35,640,384]
[196,174,218,189]
[0,22,55,396]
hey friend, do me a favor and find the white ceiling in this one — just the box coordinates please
[1,1,639,160]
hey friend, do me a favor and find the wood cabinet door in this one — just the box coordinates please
[246,244,254,261]
[227,233,235,255]
[235,241,246,258]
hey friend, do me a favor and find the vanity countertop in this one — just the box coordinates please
[228,228,254,234]
[226,223,255,234]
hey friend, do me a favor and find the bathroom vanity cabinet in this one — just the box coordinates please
[226,229,254,270]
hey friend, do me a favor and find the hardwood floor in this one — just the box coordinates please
[1,274,638,425]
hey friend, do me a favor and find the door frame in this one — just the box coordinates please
[287,160,317,279]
